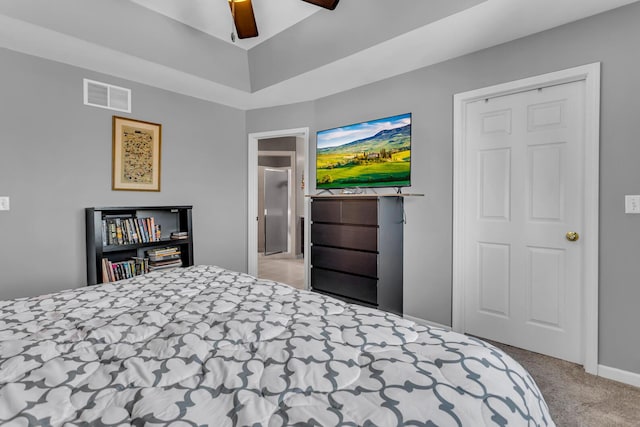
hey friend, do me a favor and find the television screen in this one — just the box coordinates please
[316,113,411,189]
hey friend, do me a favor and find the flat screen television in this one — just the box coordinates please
[315,112,411,190]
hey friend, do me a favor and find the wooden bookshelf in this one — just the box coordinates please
[85,206,193,285]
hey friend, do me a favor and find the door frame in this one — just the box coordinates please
[248,127,310,287]
[452,63,600,374]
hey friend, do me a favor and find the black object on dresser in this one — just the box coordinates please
[85,206,194,285]
[310,196,403,315]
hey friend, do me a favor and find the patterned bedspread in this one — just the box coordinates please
[0,265,554,426]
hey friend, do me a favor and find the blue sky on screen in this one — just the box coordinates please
[317,113,411,149]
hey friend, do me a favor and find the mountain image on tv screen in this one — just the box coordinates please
[316,113,411,189]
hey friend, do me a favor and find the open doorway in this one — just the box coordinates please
[248,128,310,290]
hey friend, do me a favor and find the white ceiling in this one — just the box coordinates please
[130,0,323,50]
[0,0,638,110]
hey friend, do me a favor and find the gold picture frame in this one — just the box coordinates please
[112,116,162,191]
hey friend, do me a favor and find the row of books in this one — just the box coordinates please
[101,257,149,283]
[102,216,161,246]
[100,247,183,282]
[146,247,183,271]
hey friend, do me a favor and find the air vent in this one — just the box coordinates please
[83,79,131,113]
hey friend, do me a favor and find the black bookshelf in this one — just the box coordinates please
[85,206,193,285]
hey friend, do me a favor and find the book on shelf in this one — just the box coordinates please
[101,257,149,283]
[115,218,123,245]
[138,217,150,242]
[101,258,111,283]
[146,246,179,255]
[146,246,183,270]
[148,259,183,271]
[102,216,162,246]
[147,252,181,262]
[149,258,183,266]
[170,231,189,239]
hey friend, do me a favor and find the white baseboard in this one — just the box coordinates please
[403,314,451,331]
[598,364,640,389]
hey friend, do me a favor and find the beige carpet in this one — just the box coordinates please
[488,340,640,426]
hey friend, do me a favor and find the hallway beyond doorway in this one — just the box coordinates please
[258,253,304,290]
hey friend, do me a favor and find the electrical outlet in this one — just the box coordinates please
[0,196,9,211]
[625,195,640,214]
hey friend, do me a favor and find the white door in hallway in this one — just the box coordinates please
[462,80,585,364]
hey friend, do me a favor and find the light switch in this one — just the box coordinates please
[0,196,9,211]
[625,195,640,214]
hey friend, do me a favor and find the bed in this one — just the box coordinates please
[0,265,554,426]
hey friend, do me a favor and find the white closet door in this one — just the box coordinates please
[463,80,585,363]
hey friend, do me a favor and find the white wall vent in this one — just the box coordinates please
[83,79,131,113]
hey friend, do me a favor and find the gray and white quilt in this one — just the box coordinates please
[0,265,554,426]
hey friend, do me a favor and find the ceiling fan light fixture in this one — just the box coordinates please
[228,0,258,39]
[301,0,339,10]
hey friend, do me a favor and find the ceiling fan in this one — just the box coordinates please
[228,0,339,40]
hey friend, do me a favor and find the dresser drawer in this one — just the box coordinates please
[311,198,378,225]
[311,268,377,305]
[340,199,377,225]
[311,246,377,277]
[311,223,377,251]
[311,199,342,223]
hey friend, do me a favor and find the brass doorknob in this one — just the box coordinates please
[566,231,579,242]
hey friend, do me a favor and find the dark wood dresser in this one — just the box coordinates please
[310,196,403,315]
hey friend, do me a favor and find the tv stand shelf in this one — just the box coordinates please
[308,193,423,198]
[309,195,403,315]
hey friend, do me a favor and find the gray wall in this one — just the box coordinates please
[246,3,640,375]
[0,48,247,300]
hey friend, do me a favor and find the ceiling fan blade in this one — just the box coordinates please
[301,0,339,10]
[229,0,258,39]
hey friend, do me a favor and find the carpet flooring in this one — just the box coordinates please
[488,340,640,426]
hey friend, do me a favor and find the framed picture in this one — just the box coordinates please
[112,116,162,191]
